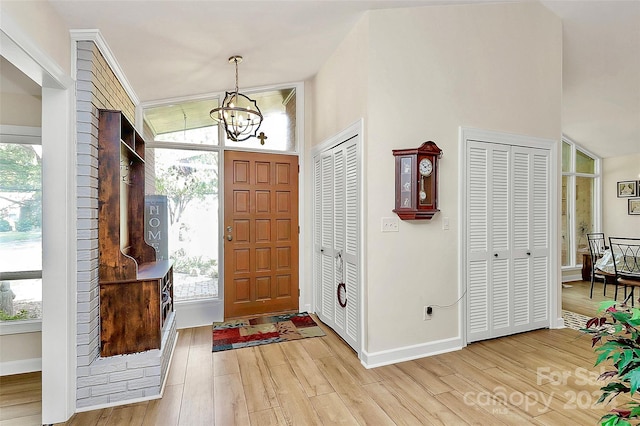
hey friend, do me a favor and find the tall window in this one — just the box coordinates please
[0,137,42,322]
[561,138,600,268]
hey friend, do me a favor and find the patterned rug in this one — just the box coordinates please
[212,312,325,352]
[562,310,591,331]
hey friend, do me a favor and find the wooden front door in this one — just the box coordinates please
[224,150,299,319]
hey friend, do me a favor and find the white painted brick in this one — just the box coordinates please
[77,354,94,368]
[77,70,93,82]
[109,389,145,403]
[109,369,144,383]
[127,376,160,391]
[77,154,97,167]
[77,311,91,323]
[76,59,93,72]
[91,381,127,397]
[77,111,93,124]
[79,188,98,199]
[144,366,161,377]
[77,366,90,377]
[144,387,162,398]
[77,238,98,250]
[126,353,161,369]
[77,79,93,92]
[77,219,98,230]
[89,360,127,375]
[77,249,96,262]
[77,333,90,346]
[77,208,98,219]
[77,175,97,187]
[76,229,98,241]
[77,258,98,272]
[76,387,91,399]
[77,395,108,408]
[77,373,108,388]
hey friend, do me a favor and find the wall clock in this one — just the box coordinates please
[392,141,442,220]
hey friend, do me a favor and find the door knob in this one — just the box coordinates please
[494,253,498,257]
[527,252,531,256]
[227,234,233,241]
[226,226,233,232]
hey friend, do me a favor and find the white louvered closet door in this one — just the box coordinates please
[313,136,360,354]
[466,141,549,343]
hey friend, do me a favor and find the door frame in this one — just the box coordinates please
[2,14,77,423]
[310,119,365,357]
[458,127,562,347]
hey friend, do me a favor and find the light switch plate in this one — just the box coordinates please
[381,217,399,232]
[442,216,450,230]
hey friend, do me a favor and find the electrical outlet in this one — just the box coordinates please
[381,217,399,232]
[423,306,432,320]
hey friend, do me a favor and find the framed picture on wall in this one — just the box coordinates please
[629,199,640,215]
[617,180,637,197]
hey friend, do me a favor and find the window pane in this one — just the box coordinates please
[0,279,41,321]
[561,176,570,266]
[0,142,42,321]
[145,99,220,145]
[224,88,296,152]
[575,176,594,263]
[0,143,42,273]
[153,149,219,301]
[576,150,595,174]
[562,141,571,172]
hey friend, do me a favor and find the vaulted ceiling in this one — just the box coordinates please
[4,1,639,158]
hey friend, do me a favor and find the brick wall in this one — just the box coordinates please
[75,40,176,409]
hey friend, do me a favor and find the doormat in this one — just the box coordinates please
[212,312,325,352]
[562,310,590,331]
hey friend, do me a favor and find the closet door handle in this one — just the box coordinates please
[494,253,498,257]
[527,252,531,256]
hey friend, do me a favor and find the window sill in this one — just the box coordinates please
[0,319,42,335]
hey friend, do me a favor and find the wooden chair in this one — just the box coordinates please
[609,237,640,306]
[587,233,617,298]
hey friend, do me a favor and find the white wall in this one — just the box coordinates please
[0,0,71,76]
[0,0,70,375]
[311,2,562,358]
[603,153,640,237]
[0,93,41,126]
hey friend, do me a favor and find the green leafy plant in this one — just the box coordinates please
[583,301,640,425]
[0,309,29,321]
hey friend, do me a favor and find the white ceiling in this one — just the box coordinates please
[4,0,639,158]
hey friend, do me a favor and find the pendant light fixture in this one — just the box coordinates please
[210,56,263,142]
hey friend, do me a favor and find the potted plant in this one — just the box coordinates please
[583,300,640,425]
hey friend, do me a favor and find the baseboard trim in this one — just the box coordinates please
[361,337,463,369]
[0,357,41,376]
[562,273,583,283]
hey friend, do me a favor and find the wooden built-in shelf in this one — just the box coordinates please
[98,109,173,357]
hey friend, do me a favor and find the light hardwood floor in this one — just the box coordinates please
[563,279,623,317]
[0,285,625,425]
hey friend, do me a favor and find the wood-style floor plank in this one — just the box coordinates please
[4,282,626,426]
[279,340,334,397]
[213,372,250,426]
[235,347,279,413]
[309,392,359,425]
[177,327,214,426]
[141,384,182,426]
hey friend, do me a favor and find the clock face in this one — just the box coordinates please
[419,158,433,177]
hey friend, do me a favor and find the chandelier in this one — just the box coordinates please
[210,56,263,142]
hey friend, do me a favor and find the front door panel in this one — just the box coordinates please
[224,151,299,318]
